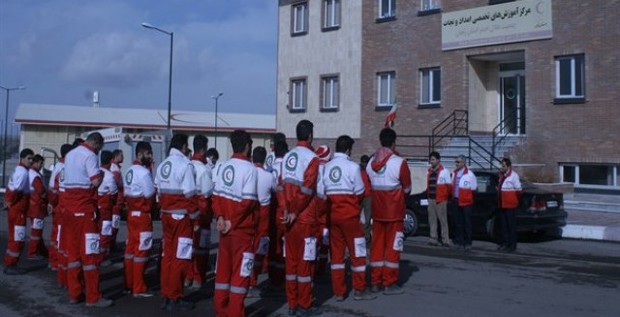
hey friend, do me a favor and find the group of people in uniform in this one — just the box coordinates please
[2,119,417,316]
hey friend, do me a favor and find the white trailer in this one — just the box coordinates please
[82,127,167,177]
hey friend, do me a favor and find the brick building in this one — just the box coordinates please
[277,0,620,192]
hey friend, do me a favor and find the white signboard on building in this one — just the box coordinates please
[442,0,553,51]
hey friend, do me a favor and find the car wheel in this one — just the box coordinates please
[403,209,418,237]
[485,216,502,242]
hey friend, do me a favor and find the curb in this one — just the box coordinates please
[562,224,620,242]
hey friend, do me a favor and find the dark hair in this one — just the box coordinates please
[20,148,34,159]
[252,146,267,164]
[360,154,370,164]
[170,134,189,152]
[112,149,123,158]
[335,135,355,153]
[87,132,104,146]
[32,154,44,164]
[72,138,84,148]
[274,141,288,158]
[135,141,152,157]
[272,132,286,143]
[296,120,314,141]
[100,150,113,165]
[429,151,441,160]
[501,157,512,167]
[379,128,396,147]
[60,144,72,158]
[193,135,208,153]
[206,148,219,161]
[230,130,252,154]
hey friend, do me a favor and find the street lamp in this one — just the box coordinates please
[212,92,223,148]
[141,22,174,133]
[0,85,26,188]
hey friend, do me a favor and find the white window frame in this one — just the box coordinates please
[555,55,585,99]
[378,0,395,19]
[420,67,441,104]
[291,78,307,111]
[559,164,619,189]
[377,72,395,108]
[323,0,341,29]
[421,0,438,11]
[292,2,308,35]
[321,76,340,110]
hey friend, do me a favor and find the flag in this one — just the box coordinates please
[384,102,398,128]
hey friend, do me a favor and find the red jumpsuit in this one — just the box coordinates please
[61,143,105,304]
[47,159,63,274]
[124,160,156,294]
[250,163,275,288]
[282,141,320,311]
[97,165,117,260]
[213,153,258,317]
[27,168,48,258]
[154,148,197,302]
[110,162,124,251]
[324,152,368,296]
[3,164,30,268]
[187,154,214,288]
[366,147,411,288]
[267,157,286,287]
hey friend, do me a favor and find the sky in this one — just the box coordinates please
[0,0,278,133]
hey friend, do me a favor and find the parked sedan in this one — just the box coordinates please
[403,170,568,241]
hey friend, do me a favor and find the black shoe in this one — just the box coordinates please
[160,298,170,310]
[353,289,377,301]
[497,245,507,252]
[288,308,298,316]
[296,306,322,316]
[166,299,194,312]
[370,284,382,293]
[3,266,26,275]
[85,298,113,308]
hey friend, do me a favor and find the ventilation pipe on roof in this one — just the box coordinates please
[93,91,100,107]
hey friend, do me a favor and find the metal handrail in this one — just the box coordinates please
[491,109,518,158]
[431,110,468,150]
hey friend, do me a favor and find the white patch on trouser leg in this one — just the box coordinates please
[240,252,255,277]
[101,220,112,236]
[32,218,44,230]
[139,231,153,251]
[322,228,329,245]
[112,215,121,229]
[14,225,26,242]
[392,231,404,252]
[282,237,286,258]
[354,237,367,257]
[256,236,270,255]
[303,237,317,261]
[85,233,101,255]
[176,237,193,260]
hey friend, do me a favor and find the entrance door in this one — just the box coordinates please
[499,70,525,135]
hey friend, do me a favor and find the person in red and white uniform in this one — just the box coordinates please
[426,151,453,247]
[282,120,322,317]
[27,154,49,260]
[47,143,71,284]
[324,135,376,301]
[247,146,275,298]
[267,140,288,291]
[451,155,477,251]
[154,134,197,312]
[366,128,411,295]
[61,132,112,307]
[97,151,118,261]
[264,132,286,173]
[212,130,258,317]
[123,141,156,297]
[186,135,214,290]
[3,148,34,275]
[313,145,332,277]
[498,157,521,253]
[110,149,124,252]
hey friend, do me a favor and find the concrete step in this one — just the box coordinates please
[564,201,620,213]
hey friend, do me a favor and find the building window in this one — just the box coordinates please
[292,2,308,36]
[290,78,307,112]
[377,71,395,109]
[378,0,395,20]
[560,164,619,189]
[418,0,441,15]
[555,54,585,103]
[489,0,515,5]
[323,0,341,31]
[321,75,340,112]
[420,67,441,106]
